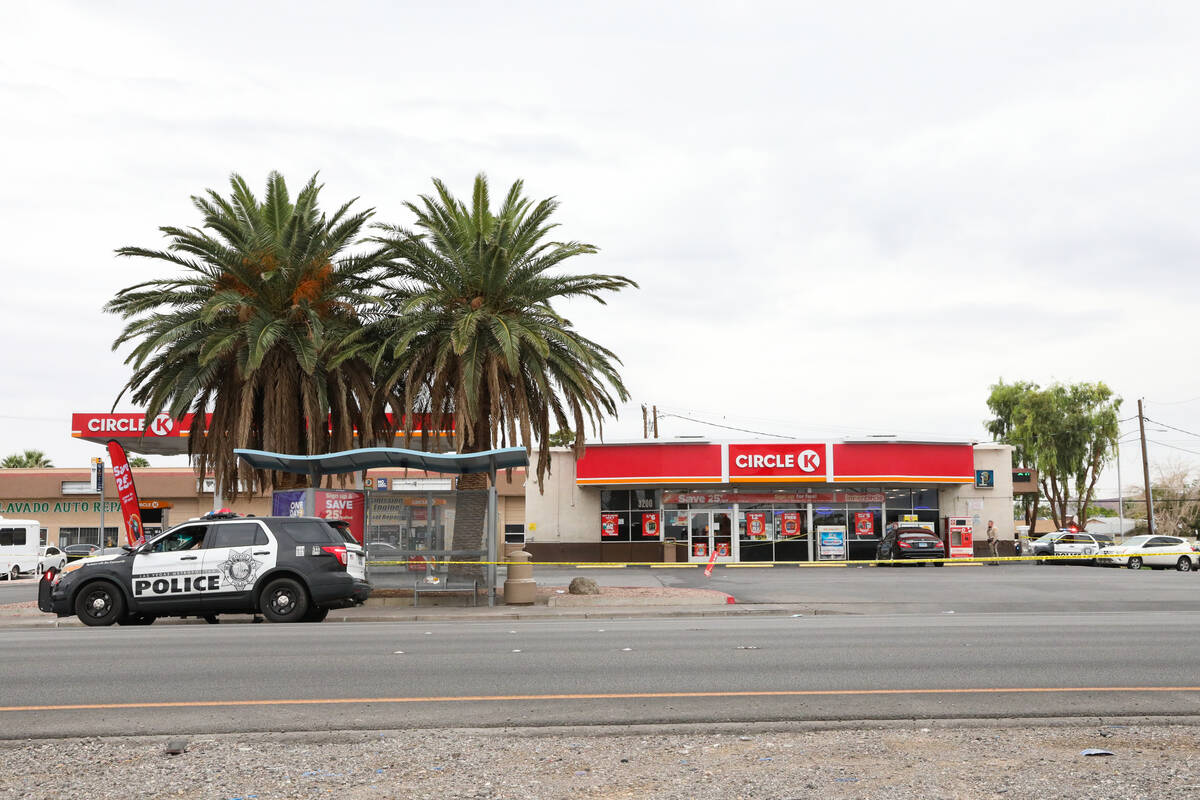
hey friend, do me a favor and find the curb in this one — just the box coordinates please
[0,604,823,628]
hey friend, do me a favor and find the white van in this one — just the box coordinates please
[0,518,41,579]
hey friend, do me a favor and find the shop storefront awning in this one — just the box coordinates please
[234,445,528,478]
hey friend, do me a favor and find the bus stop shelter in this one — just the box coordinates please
[234,445,529,606]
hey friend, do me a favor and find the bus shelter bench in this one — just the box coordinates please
[412,573,480,607]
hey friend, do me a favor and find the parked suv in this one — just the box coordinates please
[40,514,369,626]
[1032,531,1114,564]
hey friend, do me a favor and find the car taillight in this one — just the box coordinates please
[898,540,912,548]
[321,545,348,566]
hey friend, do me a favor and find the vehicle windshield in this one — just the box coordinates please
[1034,533,1061,543]
[900,533,938,541]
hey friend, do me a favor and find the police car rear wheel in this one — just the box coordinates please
[261,577,308,623]
[74,581,124,626]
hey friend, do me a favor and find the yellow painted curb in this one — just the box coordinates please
[725,564,774,568]
[575,564,627,569]
[650,564,699,568]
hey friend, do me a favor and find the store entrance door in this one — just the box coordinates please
[688,511,735,563]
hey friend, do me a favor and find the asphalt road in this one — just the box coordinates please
[4,611,1200,738]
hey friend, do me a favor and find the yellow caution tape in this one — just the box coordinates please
[366,551,1199,568]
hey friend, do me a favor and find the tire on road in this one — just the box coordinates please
[260,577,309,623]
[1177,556,1193,572]
[1127,556,1143,570]
[301,606,329,623]
[74,581,125,627]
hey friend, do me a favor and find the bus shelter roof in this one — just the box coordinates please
[234,446,528,478]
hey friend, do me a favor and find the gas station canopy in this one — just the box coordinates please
[71,412,452,457]
[234,445,528,479]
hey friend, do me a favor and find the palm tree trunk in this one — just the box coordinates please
[451,414,492,579]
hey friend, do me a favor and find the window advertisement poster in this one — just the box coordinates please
[271,489,308,518]
[745,511,768,539]
[779,512,801,539]
[313,489,365,543]
[818,525,847,560]
[854,511,876,539]
[601,513,620,538]
[641,512,660,538]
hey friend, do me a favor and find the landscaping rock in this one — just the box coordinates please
[568,577,601,595]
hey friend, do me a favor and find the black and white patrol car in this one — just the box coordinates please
[39,514,370,626]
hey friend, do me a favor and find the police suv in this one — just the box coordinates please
[40,514,369,626]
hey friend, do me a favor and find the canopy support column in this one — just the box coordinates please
[487,467,498,607]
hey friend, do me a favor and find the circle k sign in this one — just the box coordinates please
[149,414,174,436]
[729,444,824,480]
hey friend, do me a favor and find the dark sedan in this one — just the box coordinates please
[62,544,101,562]
[876,527,946,566]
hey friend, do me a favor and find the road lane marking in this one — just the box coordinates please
[6,686,1200,713]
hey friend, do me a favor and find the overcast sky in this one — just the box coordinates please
[2,0,1198,496]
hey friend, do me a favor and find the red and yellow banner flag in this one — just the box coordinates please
[105,439,146,546]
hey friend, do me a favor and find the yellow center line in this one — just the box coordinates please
[4,686,1200,713]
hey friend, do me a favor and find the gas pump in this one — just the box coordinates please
[944,516,974,559]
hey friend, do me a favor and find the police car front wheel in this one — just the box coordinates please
[74,581,125,627]
[260,577,309,623]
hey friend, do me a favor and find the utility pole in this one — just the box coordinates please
[1116,439,1124,537]
[652,405,659,438]
[1138,398,1155,535]
[641,404,649,439]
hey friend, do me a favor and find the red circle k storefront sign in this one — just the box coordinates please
[728,443,824,482]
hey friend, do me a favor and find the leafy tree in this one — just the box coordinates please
[985,380,1039,527]
[105,172,391,497]
[1,449,53,468]
[128,456,150,468]
[372,173,636,557]
[986,380,1121,530]
[546,429,575,447]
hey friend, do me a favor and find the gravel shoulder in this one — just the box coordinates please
[3,722,1198,799]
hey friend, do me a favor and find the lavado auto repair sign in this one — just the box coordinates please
[728,443,825,482]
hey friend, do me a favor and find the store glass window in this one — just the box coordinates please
[886,489,913,510]
[812,506,847,529]
[601,491,631,512]
[601,491,661,541]
[913,488,939,509]
[847,505,882,540]
[663,509,688,542]
[599,511,632,541]
[630,490,659,511]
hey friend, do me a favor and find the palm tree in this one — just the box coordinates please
[372,173,637,557]
[105,172,391,497]
[1,450,53,468]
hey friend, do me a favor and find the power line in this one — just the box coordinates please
[1149,395,1200,406]
[1147,439,1200,457]
[656,413,790,438]
[1145,417,1200,440]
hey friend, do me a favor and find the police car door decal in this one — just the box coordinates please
[130,525,212,600]
[201,522,278,594]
